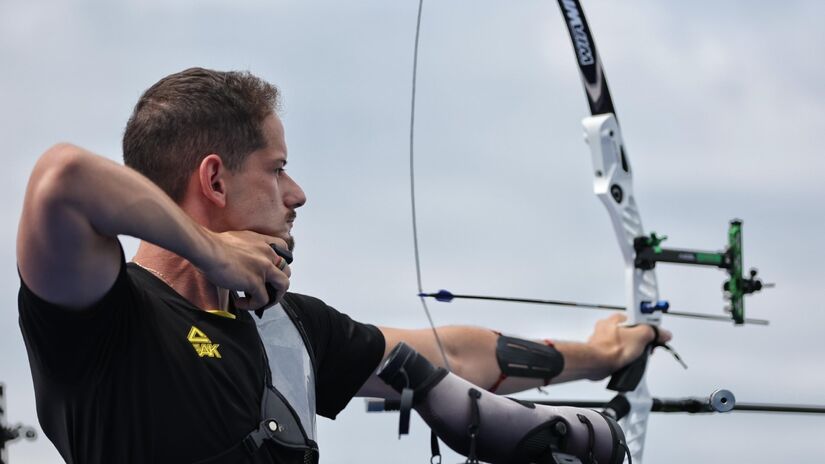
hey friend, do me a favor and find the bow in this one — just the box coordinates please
[407,1,669,460]
[402,0,690,462]
[403,0,765,462]
[553,2,773,460]
[557,1,660,461]
[397,0,825,462]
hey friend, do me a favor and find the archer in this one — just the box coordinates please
[16,67,665,463]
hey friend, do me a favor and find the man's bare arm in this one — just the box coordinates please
[359,315,671,397]
[17,143,286,310]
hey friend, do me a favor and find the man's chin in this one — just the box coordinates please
[248,227,295,252]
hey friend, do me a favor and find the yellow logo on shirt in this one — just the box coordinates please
[187,326,221,358]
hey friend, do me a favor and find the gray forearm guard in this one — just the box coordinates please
[378,343,628,464]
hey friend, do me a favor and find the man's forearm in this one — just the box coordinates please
[438,328,613,394]
[380,325,615,396]
[21,143,290,311]
[489,340,615,394]
[18,144,215,306]
[45,144,213,265]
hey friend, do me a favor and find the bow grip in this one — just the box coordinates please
[606,347,650,392]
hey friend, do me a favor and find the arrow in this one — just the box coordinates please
[419,290,770,325]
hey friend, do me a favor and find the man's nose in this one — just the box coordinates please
[284,175,306,209]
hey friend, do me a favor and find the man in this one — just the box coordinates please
[17,68,668,463]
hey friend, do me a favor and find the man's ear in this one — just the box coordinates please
[197,154,228,207]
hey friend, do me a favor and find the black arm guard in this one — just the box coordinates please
[496,335,565,381]
[378,343,627,464]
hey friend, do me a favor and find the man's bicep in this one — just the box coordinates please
[357,328,449,399]
[378,326,453,369]
[17,145,122,309]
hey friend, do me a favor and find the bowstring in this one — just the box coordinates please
[409,0,452,372]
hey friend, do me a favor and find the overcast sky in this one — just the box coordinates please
[2,0,824,462]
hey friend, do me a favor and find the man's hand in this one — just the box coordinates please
[585,313,673,380]
[198,231,291,311]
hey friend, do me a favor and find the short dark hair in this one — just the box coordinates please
[123,67,280,202]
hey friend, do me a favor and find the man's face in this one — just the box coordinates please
[224,114,306,250]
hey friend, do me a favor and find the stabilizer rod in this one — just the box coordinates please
[366,389,736,415]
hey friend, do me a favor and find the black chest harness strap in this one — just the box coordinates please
[192,298,319,464]
[192,383,319,464]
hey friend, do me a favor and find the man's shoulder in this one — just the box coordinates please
[282,292,330,312]
[280,292,339,331]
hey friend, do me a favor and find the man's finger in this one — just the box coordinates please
[275,256,291,277]
[262,235,289,252]
[265,235,288,247]
[234,295,253,311]
[609,313,627,323]
[258,265,289,307]
[629,324,672,344]
[656,327,673,343]
[267,266,290,296]
[236,284,268,312]
[624,323,657,343]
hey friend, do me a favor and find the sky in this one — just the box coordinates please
[1,0,824,462]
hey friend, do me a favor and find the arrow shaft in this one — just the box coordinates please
[422,292,769,325]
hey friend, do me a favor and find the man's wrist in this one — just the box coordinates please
[553,340,616,381]
[585,339,622,379]
[186,224,218,272]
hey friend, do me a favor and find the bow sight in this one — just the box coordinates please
[633,219,772,325]
[419,219,774,325]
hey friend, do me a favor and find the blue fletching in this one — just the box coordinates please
[434,289,455,302]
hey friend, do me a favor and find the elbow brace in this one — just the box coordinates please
[378,343,627,464]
